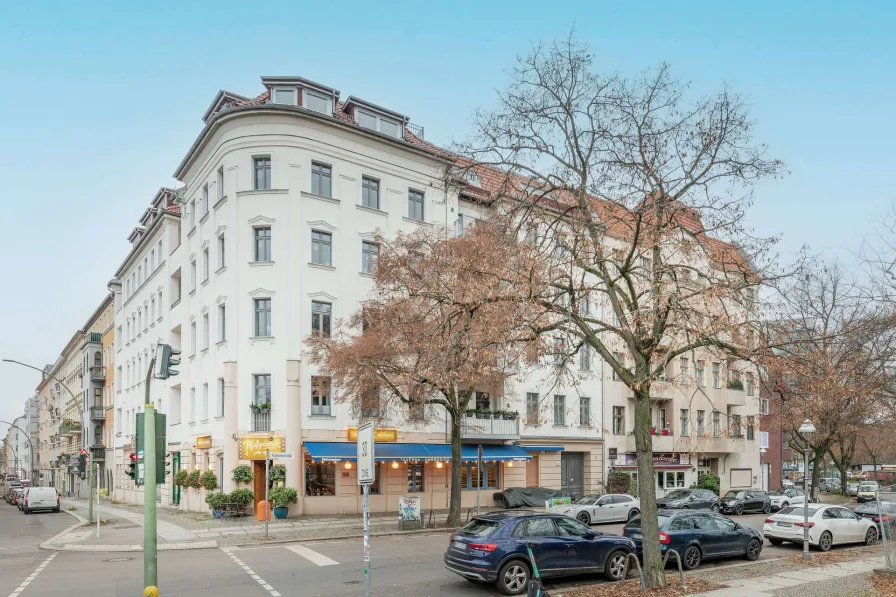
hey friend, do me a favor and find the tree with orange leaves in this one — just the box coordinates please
[305,224,548,526]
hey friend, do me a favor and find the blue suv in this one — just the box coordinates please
[444,512,636,595]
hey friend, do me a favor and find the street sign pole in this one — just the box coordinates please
[265,450,270,540]
[143,357,158,593]
[476,444,483,517]
[96,463,100,538]
[357,423,375,597]
[87,449,94,524]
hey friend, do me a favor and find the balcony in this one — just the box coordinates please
[90,406,105,421]
[251,408,271,432]
[726,385,746,406]
[90,366,106,381]
[459,414,521,440]
[618,433,676,453]
[90,444,105,461]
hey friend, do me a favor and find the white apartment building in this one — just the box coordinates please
[110,188,183,505]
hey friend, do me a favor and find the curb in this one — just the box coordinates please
[221,525,459,548]
[39,507,90,551]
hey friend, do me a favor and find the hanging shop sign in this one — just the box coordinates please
[238,436,286,460]
[195,436,212,450]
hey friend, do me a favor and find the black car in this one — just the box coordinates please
[720,489,771,515]
[623,510,762,570]
[656,489,720,511]
[854,501,896,534]
[445,512,636,595]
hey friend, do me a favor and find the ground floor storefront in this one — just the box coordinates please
[610,451,759,497]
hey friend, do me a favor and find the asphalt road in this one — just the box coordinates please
[0,503,863,597]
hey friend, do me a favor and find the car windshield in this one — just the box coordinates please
[664,490,691,499]
[779,506,820,517]
[723,491,741,498]
[574,496,598,505]
[459,519,501,538]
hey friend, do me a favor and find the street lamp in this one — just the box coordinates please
[0,419,35,483]
[798,418,816,562]
[759,447,767,491]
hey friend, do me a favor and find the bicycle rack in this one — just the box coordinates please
[427,509,435,528]
[466,508,473,522]
[624,553,646,594]
[662,549,686,591]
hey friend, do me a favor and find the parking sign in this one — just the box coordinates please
[357,423,375,485]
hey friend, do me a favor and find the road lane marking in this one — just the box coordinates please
[285,544,339,566]
[221,547,281,597]
[8,552,56,597]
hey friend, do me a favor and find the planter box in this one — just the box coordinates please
[273,506,289,519]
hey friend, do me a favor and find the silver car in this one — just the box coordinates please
[768,488,808,510]
[549,493,641,525]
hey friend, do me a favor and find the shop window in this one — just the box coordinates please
[460,462,499,490]
[407,463,424,492]
[305,461,336,496]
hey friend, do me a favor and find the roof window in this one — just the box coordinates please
[272,87,297,105]
[356,108,401,138]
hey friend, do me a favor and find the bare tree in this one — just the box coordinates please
[454,36,784,587]
[305,224,547,526]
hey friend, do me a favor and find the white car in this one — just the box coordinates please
[763,503,878,551]
[768,488,808,510]
[548,493,640,525]
[782,479,794,489]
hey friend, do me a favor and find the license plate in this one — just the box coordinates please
[452,541,467,550]
[630,532,642,539]
[777,522,792,527]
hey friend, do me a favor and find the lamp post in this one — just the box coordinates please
[0,420,35,483]
[759,447,768,491]
[798,419,816,562]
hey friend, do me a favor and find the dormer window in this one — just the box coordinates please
[304,90,331,114]
[272,87,297,105]
[356,108,401,138]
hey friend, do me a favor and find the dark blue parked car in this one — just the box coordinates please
[622,510,762,570]
[445,512,636,595]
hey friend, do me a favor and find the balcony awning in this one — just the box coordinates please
[304,442,532,463]
[521,445,565,452]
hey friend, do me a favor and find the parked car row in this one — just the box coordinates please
[764,504,879,551]
[4,484,60,514]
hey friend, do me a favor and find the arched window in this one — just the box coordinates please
[94,352,102,366]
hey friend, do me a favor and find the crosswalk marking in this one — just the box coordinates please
[285,544,339,566]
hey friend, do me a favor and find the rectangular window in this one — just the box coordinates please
[304,90,330,114]
[203,248,209,281]
[712,410,721,437]
[407,463,425,493]
[305,462,336,496]
[475,391,490,411]
[217,166,224,200]
[697,410,705,435]
[189,387,196,422]
[731,414,742,437]
[460,462,499,490]
[311,230,332,266]
[578,397,590,426]
[360,386,380,418]
[202,383,209,420]
[202,313,209,349]
[759,431,769,449]
[254,227,271,262]
[361,176,379,209]
[679,357,689,383]
[553,395,566,426]
[217,378,225,417]
[361,241,379,274]
[526,392,539,425]
[712,362,721,388]
[612,352,624,381]
[190,260,196,291]
[311,301,331,337]
[311,376,331,416]
[760,398,770,415]
[695,360,705,387]
[218,234,225,269]
[746,417,755,440]
[311,162,332,197]
[218,304,226,342]
[202,184,209,215]
[254,298,272,337]
[680,409,690,436]
[612,406,624,434]
[189,199,196,228]
[273,88,295,105]
[254,157,271,190]
[254,374,271,405]
[579,344,591,371]
[190,322,197,354]
[658,407,667,431]
[408,189,424,221]
[746,372,755,396]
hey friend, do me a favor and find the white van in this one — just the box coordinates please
[23,487,59,514]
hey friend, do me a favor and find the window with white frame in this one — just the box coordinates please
[612,406,625,434]
[311,162,332,197]
[190,259,196,292]
[746,372,755,396]
[216,378,225,417]
[202,247,209,281]
[272,87,296,105]
[760,398,770,415]
[311,376,331,416]
[311,230,332,266]
[679,357,689,383]
[189,199,196,228]
[695,360,706,387]
[680,408,690,436]
[254,298,272,337]
[408,189,424,221]
[202,184,209,215]
[759,431,769,449]
[202,313,209,349]
[218,304,226,342]
[361,176,379,209]
[579,344,591,371]
[553,395,566,426]
[202,383,209,420]
[356,109,401,138]
[254,157,271,190]
[217,166,224,200]
[254,227,271,262]
[579,396,591,426]
[361,241,379,274]
[218,233,225,269]
[190,321,197,354]
[311,301,331,337]
[303,89,331,114]
[612,352,625,380]
[189,387,196,422]
[712,362,721,388]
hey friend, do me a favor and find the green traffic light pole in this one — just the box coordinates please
[1,359,92,523]
[144,354,158,594]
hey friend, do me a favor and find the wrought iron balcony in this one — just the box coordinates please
[251,409,271,432]
[90,444,105,461]
[90,406,105,421]
[90,366,106,381]
[459,414,520,440]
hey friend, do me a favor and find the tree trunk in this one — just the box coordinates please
[447,410,463,527]
[633,386,665,589]
[811,451,824,501]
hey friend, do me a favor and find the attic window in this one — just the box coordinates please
[272,88,297,105]
[304,90,331,114]
[356,109,401,138]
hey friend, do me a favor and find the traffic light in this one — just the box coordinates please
[126,453,137,480]
[78,453,87,479]
[155,344,181,379]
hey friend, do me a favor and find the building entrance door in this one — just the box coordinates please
[561,452,584,498]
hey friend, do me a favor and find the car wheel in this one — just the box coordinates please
[865,527,879,546]
[762,503,771,514]
[711,504,720,513]
[768,538,784,546]
[627,508,640,521]
[734,504,744,516]
[496,560,530,596]
[781,502,789,509]
[745,538,762,561]
[576,511,591,525]
[682,545,702,570]
[817,531,833,552]
[603,550,629,581]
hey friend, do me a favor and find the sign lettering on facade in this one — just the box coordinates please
[238,436,286,460]
[348,427,397,442]
[622,452,683,466]
[195,435,212,450]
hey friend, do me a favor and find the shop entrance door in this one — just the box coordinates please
[561,452,584,498]
[253,460,266,506]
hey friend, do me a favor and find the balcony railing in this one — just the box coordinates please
[90,444,105,461]
[252,409,271,432]
[459,414,520,440]
[90,366,106,381]
[90,406,105,421]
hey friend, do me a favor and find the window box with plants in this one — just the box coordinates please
[500,410,519,421]
[268,487,298,519]
[727,379,744,391]
[250,401,271,413]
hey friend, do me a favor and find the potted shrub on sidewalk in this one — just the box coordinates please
[269,487,298,519]
[205,491,227,519]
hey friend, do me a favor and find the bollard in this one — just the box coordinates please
[143,586,159,597]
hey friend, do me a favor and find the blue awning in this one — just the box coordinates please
[304,442,532,463]
[522,445,565,452]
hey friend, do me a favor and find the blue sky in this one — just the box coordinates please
[0,1,893,426]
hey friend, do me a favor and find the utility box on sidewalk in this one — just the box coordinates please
[398,496,422,530]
